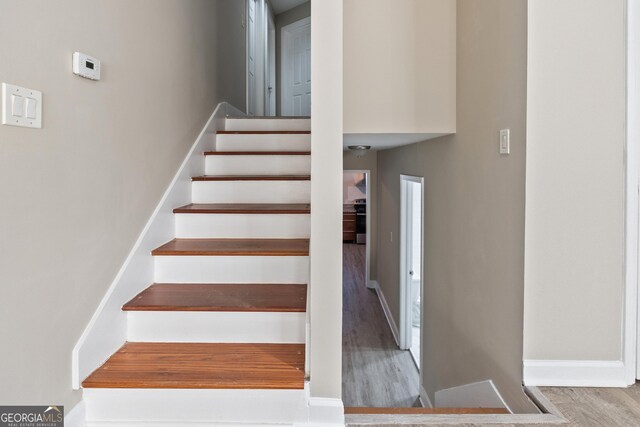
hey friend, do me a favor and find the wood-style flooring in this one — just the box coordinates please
[342,243,421,408]
[532,385,640,427]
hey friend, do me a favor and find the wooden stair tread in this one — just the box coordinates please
[152,238,310,256]
[204,151,310,156]
[343,407,510,415]
[173,203,310,214]
[123,283,307,312]
[192,175,310,181]
[217,131,310,135]
[82,342,305,389]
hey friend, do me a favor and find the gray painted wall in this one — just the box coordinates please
[0,0,246,411]
[374,0,536,413]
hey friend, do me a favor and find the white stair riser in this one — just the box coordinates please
[127,311,305,343]
[84,388,307,424]
[205,155,311,176]
[154,256,309,283]
[193,181,310,204]
[216,134,310,152]
[225,118,310,132]
[175,214,310,238]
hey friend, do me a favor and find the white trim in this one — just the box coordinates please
[523,359,628,387]
[301,395,345,427]
[373,281,400,346]
[72,102,239,389]
[434,380,511,413]
[344,169,372,288]
[281,16,311,116]
[419,385,433,409]
[65,401,86,427]
[626,0,640,382]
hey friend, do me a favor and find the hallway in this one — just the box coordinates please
[342,244,420,407]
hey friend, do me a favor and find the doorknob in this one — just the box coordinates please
[409,270,414,276]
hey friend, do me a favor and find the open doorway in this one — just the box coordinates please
[400,175,424,370]
[247,0,311,117]
[343,171,370,285]
[342,169,422,408]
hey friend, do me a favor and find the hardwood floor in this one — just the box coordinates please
[342,243,421,408]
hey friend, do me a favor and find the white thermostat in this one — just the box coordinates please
[73,52,101,80]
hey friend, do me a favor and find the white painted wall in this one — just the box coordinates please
[524,0,627,369]
[343,0,456,135]
[309,0,343,400]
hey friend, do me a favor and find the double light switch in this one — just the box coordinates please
[2,83,42,128]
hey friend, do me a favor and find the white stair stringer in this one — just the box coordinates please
[225,117,310,132]
[127,311,306,343]
[205,154,311,176]
[215,133,310,152]
[192,180,311,204]
[175,213,310,238]
[154,255,310,284]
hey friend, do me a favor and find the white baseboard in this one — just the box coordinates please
[523,359,628,387]
[419,385,433,408]
[65,401,86,427]
[373,282,400,347]
[72,102,240,389]
[299,396,345,427]
[434,380,511,413]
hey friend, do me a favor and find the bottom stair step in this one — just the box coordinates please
[82,342,305,389]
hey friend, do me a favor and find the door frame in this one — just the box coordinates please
[281,16,311,116]
[399,174,424,358]
[344,170,371,288]
[627,0,640,382]
[265,3,276,116]
[246,0,266,116]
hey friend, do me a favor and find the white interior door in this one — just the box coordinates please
[400,175,424,371]
[247,0,265,116]
[266,7,276,116]
[281,17,311,116]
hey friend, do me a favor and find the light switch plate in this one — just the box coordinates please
[499,129,510,154]
[2,83,42,128]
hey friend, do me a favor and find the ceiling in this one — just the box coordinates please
[343,133,450,151]
[270,0,308,14]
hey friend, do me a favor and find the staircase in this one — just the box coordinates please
[81,117,314,425]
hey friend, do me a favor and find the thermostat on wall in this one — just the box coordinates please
[73,52,101,80]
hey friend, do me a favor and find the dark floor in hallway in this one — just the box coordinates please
[342,243,421,407]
